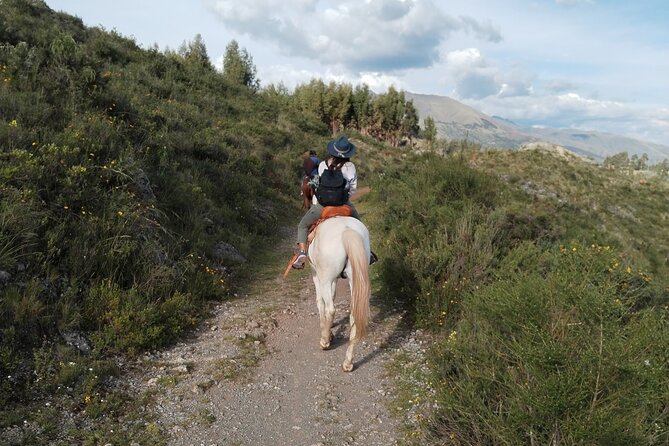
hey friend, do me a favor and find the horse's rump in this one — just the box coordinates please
[311,218,371,336]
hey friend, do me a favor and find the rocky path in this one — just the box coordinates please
[132,231,411,446]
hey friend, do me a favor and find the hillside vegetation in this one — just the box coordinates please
[1,1,668,444]
[0,0,318,438]
[367,147,669,444]
[0,1,427,441]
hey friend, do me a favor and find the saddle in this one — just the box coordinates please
[307,205,352,244]
[310,205,352,279]
[283,205,352,278]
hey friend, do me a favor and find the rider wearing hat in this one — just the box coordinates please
[292,136,360,269]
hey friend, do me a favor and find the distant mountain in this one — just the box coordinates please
[524,127,669,162]
[407,92,669,162]
[406,92,535,149]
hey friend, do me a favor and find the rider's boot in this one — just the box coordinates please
[292,242,308,269]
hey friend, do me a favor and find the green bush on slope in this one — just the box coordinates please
[0,0,322,423]
[371,151,557,326]
[369,149,669,444]
[431,242,668,445]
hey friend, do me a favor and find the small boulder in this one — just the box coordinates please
[0,270,10,284]
[61,331,92,355]
[203,217,215,234]
[212,242,246,264]
[133,168,156,202]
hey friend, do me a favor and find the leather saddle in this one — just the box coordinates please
[306,205,352,244]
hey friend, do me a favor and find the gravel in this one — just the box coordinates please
[127,236,412,446]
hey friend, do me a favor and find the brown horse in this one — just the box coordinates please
[301,175,315,209]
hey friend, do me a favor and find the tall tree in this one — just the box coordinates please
[401,100,420,145]
[603,152,630,170]
[179,34,212,71]
[372,87,406,146]
[294,79,326,121]
[423,116,437,148]
[222,39,259,90]
[651,159,669,177]
[631,153,649,170]
[325,81,352,135]
[351,84,372,135]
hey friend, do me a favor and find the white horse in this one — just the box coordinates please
[308,216,371,372]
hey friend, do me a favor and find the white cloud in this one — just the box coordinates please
[358,72,406,92]
[436,46,669,145]
[444,48,532,99]
[204,0,502,72]
[553,93,626,118]
[256,64,318,90]
[544,79,580,93]
[462,91,669,146]
[257,65,404,93]
[459,15,502,42]
[465,92,625,124]
[445,48,496,98]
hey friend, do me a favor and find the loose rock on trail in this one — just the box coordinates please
[131,232,411,446]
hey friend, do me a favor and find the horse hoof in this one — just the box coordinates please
[319,341,330,350]
[342,362,354,372]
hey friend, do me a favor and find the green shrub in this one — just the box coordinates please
[84,281,198,354]
[371,153,548,326]
[474,149,669,286]
[0,3,321,433]
[427,242,669,445]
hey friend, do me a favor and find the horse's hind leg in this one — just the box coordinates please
[342,312,358,372]
[312,275,326,348]
[317,279,336,350]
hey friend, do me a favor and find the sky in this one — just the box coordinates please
[46,0,669,146]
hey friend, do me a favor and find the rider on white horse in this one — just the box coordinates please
[292,136,361,269]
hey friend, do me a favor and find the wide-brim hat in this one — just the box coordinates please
[327,136,357,159]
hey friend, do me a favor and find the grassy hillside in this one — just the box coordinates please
[2,1,668,444]
[0,0,330,439]
[0,2,426,441]
[367,146,669,444]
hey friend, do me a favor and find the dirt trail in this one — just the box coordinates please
[132,229,410,446]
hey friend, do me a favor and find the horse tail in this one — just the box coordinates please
[342,229,370,339]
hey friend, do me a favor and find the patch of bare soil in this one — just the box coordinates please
[130,232,411,446]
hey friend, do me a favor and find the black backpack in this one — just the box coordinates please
[316,167,347,206]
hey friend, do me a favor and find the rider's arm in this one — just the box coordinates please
[343,162,357,197]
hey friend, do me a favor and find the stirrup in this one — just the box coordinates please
[292,251,308,269]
